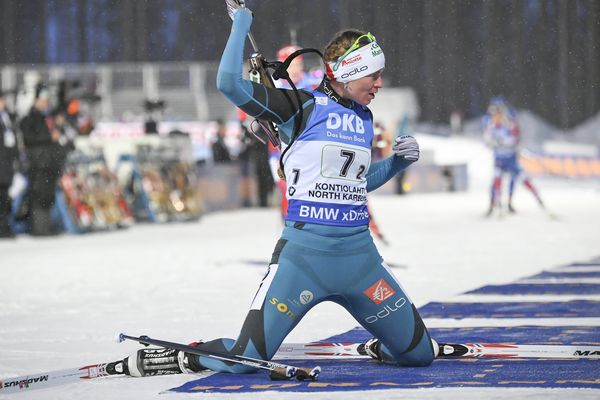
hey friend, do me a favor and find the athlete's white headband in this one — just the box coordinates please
[326,40,385,83]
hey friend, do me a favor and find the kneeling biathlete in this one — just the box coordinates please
[113,5,438,378]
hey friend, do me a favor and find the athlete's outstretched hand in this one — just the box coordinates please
[392,135,419,162]
[225,0,252,20]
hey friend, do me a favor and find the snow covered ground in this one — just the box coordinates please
[1,135,599,399]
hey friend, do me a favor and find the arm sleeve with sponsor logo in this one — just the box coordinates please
[366,155,413,192]
[216,9,313,144]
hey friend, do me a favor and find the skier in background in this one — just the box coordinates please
[483,96,546,216]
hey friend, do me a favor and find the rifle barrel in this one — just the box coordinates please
[247,32,259,53]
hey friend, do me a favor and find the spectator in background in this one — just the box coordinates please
[66,98,94,136]
[0,91,19,238]
[143,99,165,135]
[237,111,253,207]
[20,85,65,236]
[50,108,78,153]
[211,119,232,163]
[236,110,274,207]
[372,121,393,161]
[253,137,273,208]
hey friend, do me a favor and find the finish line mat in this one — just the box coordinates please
[169,258,600,393]
[168,325,600,394]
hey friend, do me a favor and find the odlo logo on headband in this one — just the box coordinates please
[341,65,368,80]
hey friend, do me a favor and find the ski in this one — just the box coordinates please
[5,341,595,395]
[0,337,322,395]
[276,342,368,359]
[437,343,600,358]
[0,362,119,395]
[118,333,321,381]
[274,342,600,360]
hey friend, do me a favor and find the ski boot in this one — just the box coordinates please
[358,338,440,360]
[436,343,469,357]
[358,337,383,361]
[115,347,205,377]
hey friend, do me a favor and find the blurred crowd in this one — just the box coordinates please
[0,78,93,238]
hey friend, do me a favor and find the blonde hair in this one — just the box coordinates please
[323,29,369,63]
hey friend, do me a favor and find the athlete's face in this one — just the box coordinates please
[346,70,384,106]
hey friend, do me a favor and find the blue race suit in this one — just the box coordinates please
[195,9,434,373]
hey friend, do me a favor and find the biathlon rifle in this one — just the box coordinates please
[224,0,280,148]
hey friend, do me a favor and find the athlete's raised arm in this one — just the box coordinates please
[216,8,312,141]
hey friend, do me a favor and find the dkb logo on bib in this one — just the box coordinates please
[326,113,365,134]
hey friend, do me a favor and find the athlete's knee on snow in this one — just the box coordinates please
[367,320,435,367]
[380,334,435,367]
[396,339,435,367]
[379,305,436,367]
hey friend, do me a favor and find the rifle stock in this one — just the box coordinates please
[247,55,281,148]
[226,0,281,149]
